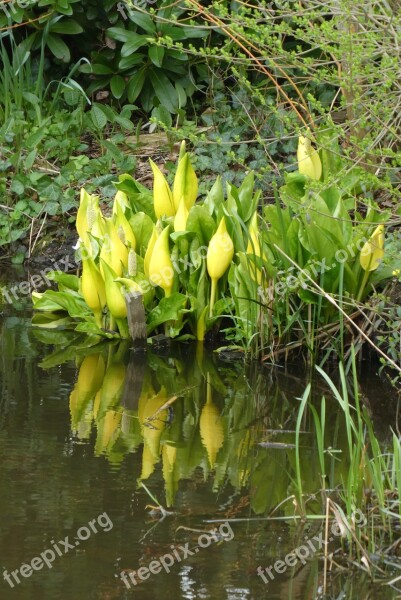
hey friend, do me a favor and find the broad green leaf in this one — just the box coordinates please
[46,271,80,292]
[128,11,155,34]
[186,205,216,247]
[129,212,154,250]
[110,75,126,99]
[47,34,70,62]
[147,292,188,333]
[149,45,164,67]
[90,104,108,130]
[150,69,178,113]
[121,34,149,57]
[127,69,146,103]
[50,19,83,34]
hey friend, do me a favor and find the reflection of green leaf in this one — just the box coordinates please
[32,313,74,329]
[39,336,104,368]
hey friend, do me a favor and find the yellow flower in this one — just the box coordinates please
[297,135,322,180]
[112,190,129,215]
[246,211,261,256]
[359,225,385,271]
[207,217,234,316]
[173,153,198,212]
[393,269,400,277]
[144,226,158,278]
[101,260,127,320]
[113,202,136,250]
[76,189,101,253]
[81,255,106,327]
[174,196,189,232]
[148,225,174,297]
[150,159,175,218]
[99,218,128,278]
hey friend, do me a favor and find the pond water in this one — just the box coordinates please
[0,268,399,599]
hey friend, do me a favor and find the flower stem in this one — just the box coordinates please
[209,278,217,318]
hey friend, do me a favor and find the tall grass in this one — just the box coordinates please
[294,347,401,572]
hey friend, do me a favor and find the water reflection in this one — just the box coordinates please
[1,296,399,599]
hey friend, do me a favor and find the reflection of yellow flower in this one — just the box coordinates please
[200,380,224,467]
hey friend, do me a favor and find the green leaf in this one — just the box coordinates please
[46,271,80,292]
[33,290,90,318]
[238,172,259,222]
[151,105,172,128]
[149,45,164,67]
[118,53,145,70]
[110,75,126,99]
[10,179,25,195]
[128,11,155,34]
[46,34,70,62]
[186,205,216,247]
[129,212,154,250]
[49,19,83,34]
[107,26,132,42]
[147,293,188,334]
[127,69,146,103]
[150,69,178,113]
[26,126,48,149]
[204,176,224,216]
[90,105,108,130]
[121,34,149,57]
[25,149,37,170]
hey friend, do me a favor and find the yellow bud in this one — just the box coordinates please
[173,153,198,212]
[112,190,129,215]
[360,224,385,272]
[297,135,322,180]
[246,212,261,256]
[99,218,128,278]
[144,226,158,278]
[148,225,174,296]
[101,260,127,320]
[81,255,106,327]
[114,202,136,250]
[207,217,234,281]
[150,159,175,218]
[76,189,101,252]
[91,211,106,239]
[174,196,189,232]
[207,217,234,317]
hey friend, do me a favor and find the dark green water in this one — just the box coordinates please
[0,269,399,599]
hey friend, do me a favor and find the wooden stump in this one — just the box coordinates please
[125,291,147,348]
